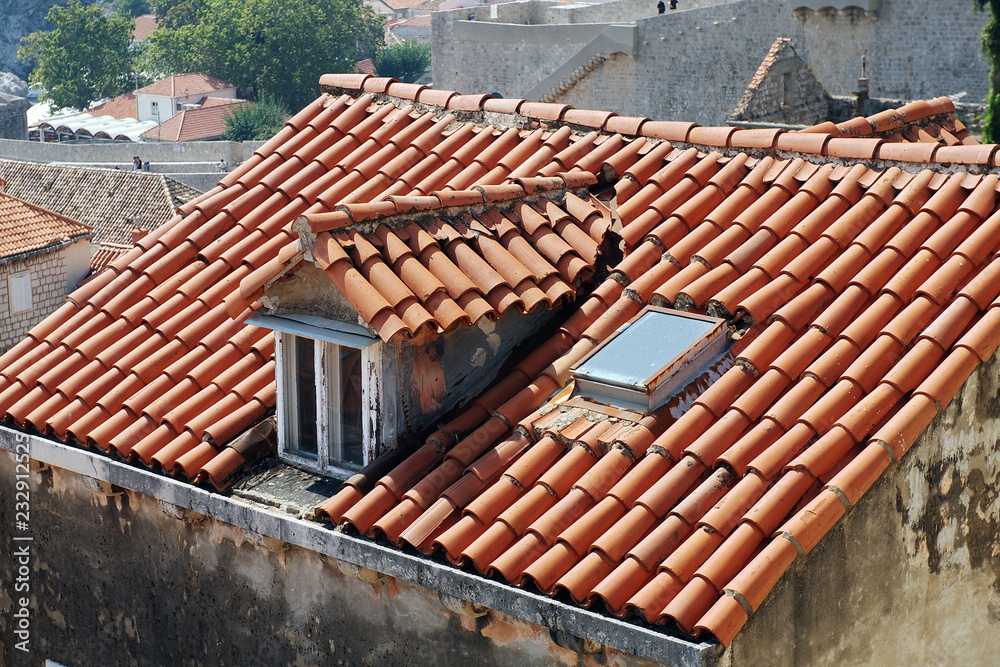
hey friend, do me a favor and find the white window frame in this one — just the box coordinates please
[9,271,32,314]
[275,332,382,475]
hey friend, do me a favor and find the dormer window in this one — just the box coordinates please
[252,313,387,476]
[284,335,364,468]
[571,307,729,413]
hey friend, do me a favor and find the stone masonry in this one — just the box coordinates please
[433,0,989,126]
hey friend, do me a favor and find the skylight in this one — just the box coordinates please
[572,307,729,413]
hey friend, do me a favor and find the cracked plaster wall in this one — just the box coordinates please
[726,350,1000,665]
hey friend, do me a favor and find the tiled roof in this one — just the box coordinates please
[86,92,139,121]
[141,100,246,142]
[249,174,609,341]
[135,73,236,98]
[0,192,92,260]
[384,0,425,9]
[132,14,159,41]
[801,96,976,146]
[390,14,432,28]
[3,75,1000,650]
[88,243,130,275]
[0,160,201,247]
[354,59,376,76]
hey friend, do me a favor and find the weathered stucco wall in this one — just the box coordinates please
[434,0,988,126]
[726,350,1000,664]
[0,450,664,667]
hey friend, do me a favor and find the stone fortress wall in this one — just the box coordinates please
[433,0,989,126]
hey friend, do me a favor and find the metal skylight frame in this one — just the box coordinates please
[571,306,730,413]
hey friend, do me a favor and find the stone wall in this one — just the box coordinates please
[0,94,28,141]
[433,0,989,126]
[0,239,89,353]
[730,38,830,125]
[727,349,1000,664]
[0,0,60,80]
[0,138,264,166]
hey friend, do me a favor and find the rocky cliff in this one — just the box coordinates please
[0,0,63,79]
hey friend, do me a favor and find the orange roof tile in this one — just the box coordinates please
[0,193,91,260]
[135,73,236,98]
[5,75,1000,652]
[86,92,138,121]
[800,96,976,146]
[141,100,247,141]
[0,160,201,247]
[132,13,159,41]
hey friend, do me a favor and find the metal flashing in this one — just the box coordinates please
[248,313,379,348]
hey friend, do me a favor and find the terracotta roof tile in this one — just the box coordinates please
[134,72,235,97]
[0,192,92,260]
[7,77,1000,652]
[0,160,200,250]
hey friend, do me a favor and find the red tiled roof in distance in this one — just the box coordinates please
[142,100,248,141]
[0,160,201,247]
[5,74,1000,653]
[0,193,92,259]
[86,92,138,121]
[799,96,976,146]
[132,14,159,41]
[135,73,236,98]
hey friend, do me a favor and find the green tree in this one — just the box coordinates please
[145,0,383,109]
[223,96,289,141]
[18,0,137,111]
[150,0,207,28]
[975,1,1000,141]
[375,40,431,84]
[115,0,152,17]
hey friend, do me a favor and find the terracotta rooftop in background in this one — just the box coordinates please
[801,96,976,147]
[132,14,159,41]
[141,99,247,141]
[0,192,92,260]
[86,92,139,121]
[135,73,236,98]
[3,75,1000,650]
[354,59,376,76]
[0,160,201,247]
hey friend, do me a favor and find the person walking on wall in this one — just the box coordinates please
[657,0,665,14]
[670,0,677,9]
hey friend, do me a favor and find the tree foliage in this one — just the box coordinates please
[975,0,1000,141]
[114,0,153,17]
[375,40,431,84]
[150,0,207,29]
[18,0,136,111]
[223,96,289,141]
[146,0,383,109]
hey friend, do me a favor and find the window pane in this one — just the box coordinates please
[336,346,364,468]
[293,336,318,458]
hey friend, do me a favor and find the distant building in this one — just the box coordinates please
[0,184,91,352]
[0,159,201,271]
[134,73,238,124]
[30,73,246,143]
